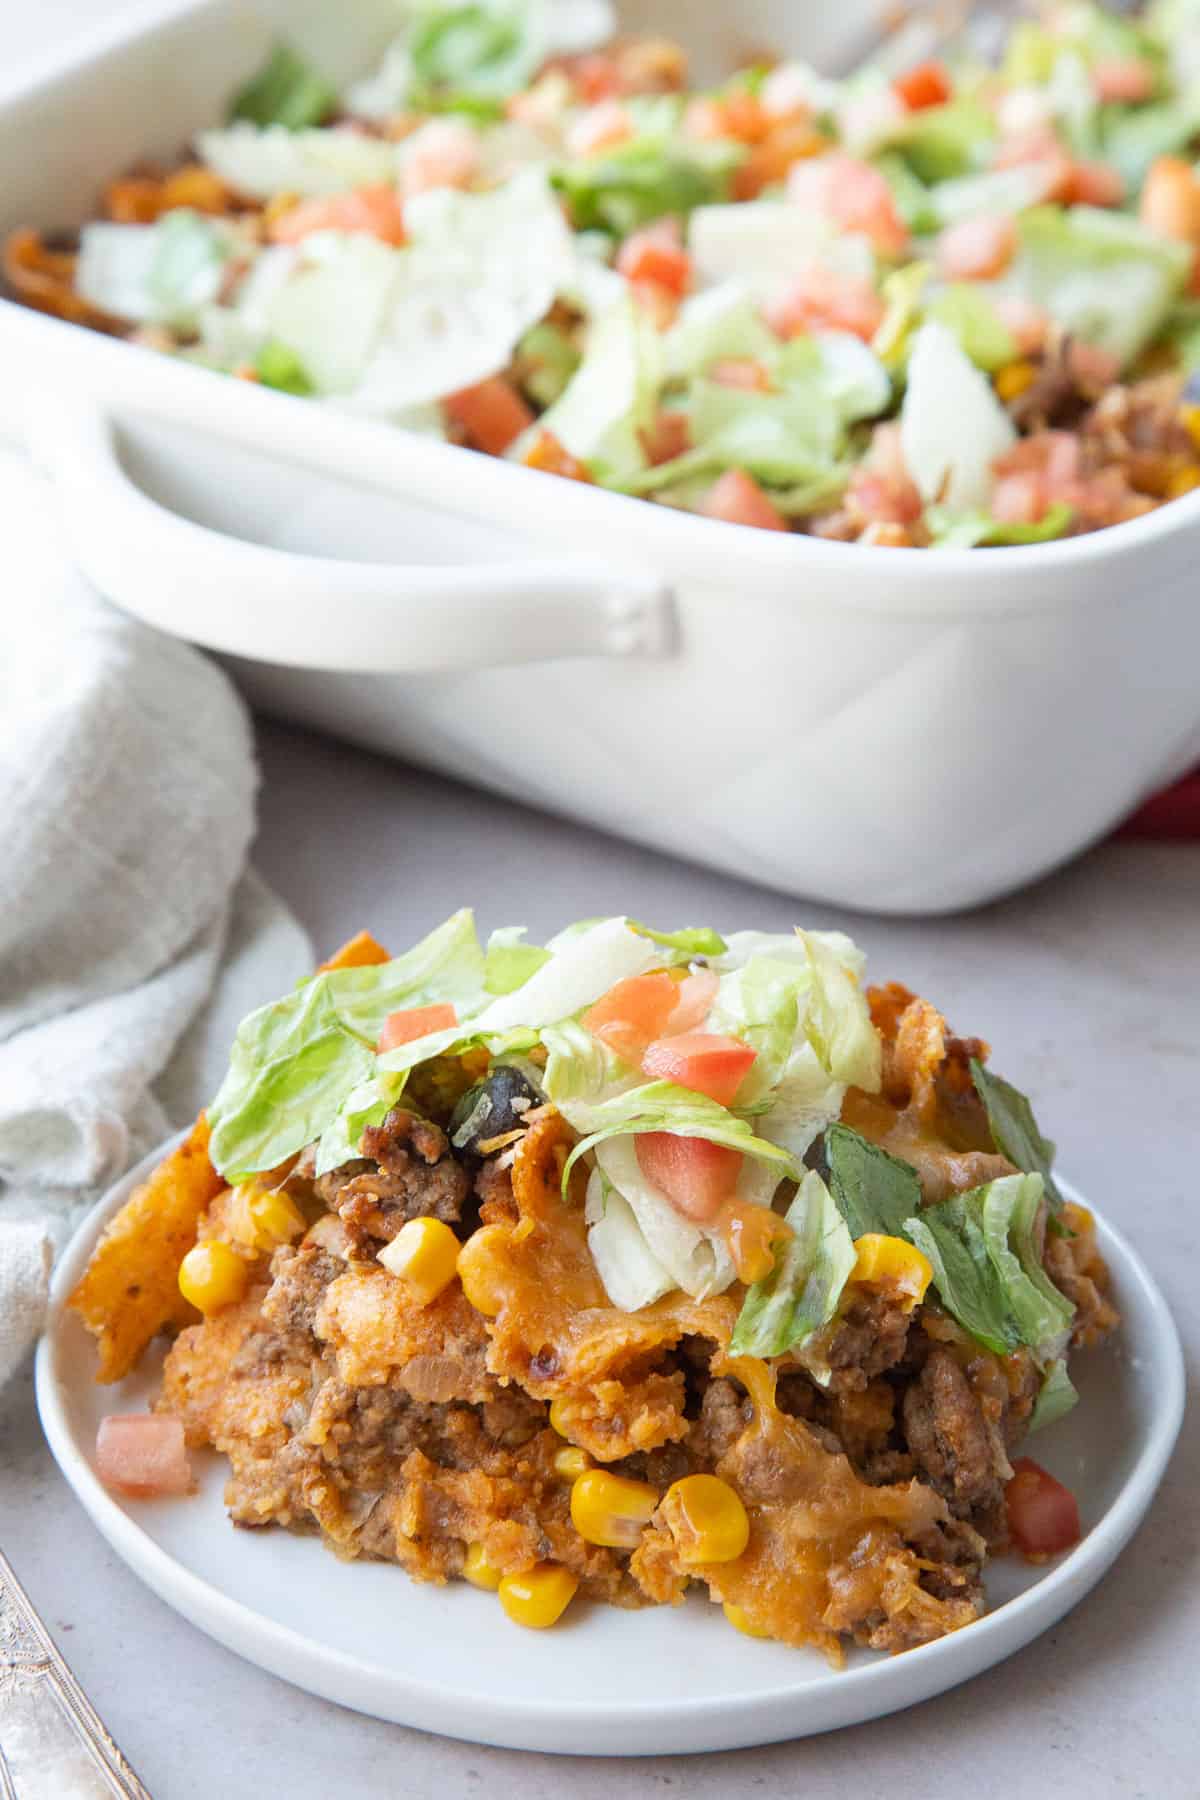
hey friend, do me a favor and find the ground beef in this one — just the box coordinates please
[821,1291,913,1393]
[317,1108,470,1254]
[238,1244,343,1368]
[1045,1229,1121,1348]
[687,1376,751,1464]
[901,1348,1003,1525]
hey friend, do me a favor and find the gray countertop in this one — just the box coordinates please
[4,718,1196,1800]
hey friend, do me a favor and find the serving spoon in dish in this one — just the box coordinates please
[0,1547,151,1799]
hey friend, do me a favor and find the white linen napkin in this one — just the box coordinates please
[0,454,312,1386]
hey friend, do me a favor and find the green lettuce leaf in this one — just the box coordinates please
[902,1191,1021,1356]
[729,1170,857,1357]
[900,319,1016,510]
[825,1124,921,1238]
[255,339,314,395]
[228,43,337,130]
[903,1172,1074,1356]
[981,1174,1075,1357]
[889,98,996,183]
[971,1058,1064,1212]
[407,0,545,103]
[1029,1357,1079,1432]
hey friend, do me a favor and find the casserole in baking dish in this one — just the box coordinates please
[3,0,1199,911]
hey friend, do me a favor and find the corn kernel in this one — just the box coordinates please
[570,1469,659,1549]
[553,1445,592,1481]
[1166,465,1200,499]
[178,1240,249,1316]
[549,1397,573,1438]
[723,1601,771,1639]
[994,359,1036,402]
[378,1216,461,1304]
[498,1563,578,1629]
[456,1225,507,1317]
[230,1182,306,1252]
[463,1541,503,1591]
[1181,403,1200,452]
[850,1233,933,1311]
[661,1475,749,1566]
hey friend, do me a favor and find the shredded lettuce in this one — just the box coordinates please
[529,294,661,481]
[872,259,932,368]
[478,915,662,1031]
[926,502,1074,548]
[483,926,551,995]
[662,282,779,380]
[729,1171,857,1358]
[627,920,727,956]
[799,930,881,1093]
[688,202,875,292]
[888,98,996,183]
[824,1124,920,1238]
[228,43,337,130]
[585,1167,674,1309]
[1102,89,1200,189]
[75,214,233,327]
[554,138,737,237]
[560,1081,797,1195]
[590,1136,735,1298]
[1008,205,1190,368]
[209,909,488,1177]
[195,124,397,199]
[1029,1357,1079,1432]
[971,1058,1064,1213]
[900,320,1016,510]
[927,284,1018,373]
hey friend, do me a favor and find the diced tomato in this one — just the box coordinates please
[992,126,1075,202]
[269,185,406,247]
[683,92,770,144]
[444,378,534,457]
[630,278,681,329]
[567,100,633,156]
[701,469,789,533]
[570,52,622,104]
[1005,1458,1082,1558]
[1140,155,1200,244]
[584,971,681,1063]
[1065,160,1125,208]
[994,294,1051,356]
[892,60,953,111]
[641,1032,758,1106]
[937,213,1017,281]
[96,1414,191,1499]
[1093,57,1156,104]
[732,118,829,201]
[400,119,480,198]
[763,263,886,342]
[635,1132,743,1222]
[642,408,692,465]
[667,967,719,1032]
[616,219,692,295]
[789,154,908,257]
[845,465,923,529]
[991,472,1047,525]
[378,1003,458,1052]
[710,358,773,392]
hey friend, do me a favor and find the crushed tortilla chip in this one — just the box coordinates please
[68,1115,225,1382]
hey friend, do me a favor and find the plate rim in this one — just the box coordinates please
[36,1136,1186,1755]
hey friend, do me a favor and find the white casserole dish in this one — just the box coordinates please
[3,0,1199,914]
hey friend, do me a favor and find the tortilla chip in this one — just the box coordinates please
[318,930,390,972]
[68,1115,226,1383]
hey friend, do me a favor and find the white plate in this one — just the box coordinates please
[37,1144,1184,1756]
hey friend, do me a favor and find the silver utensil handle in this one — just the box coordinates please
[0,1550,152,1800]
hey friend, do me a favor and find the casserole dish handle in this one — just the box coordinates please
[29,398,676,674]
